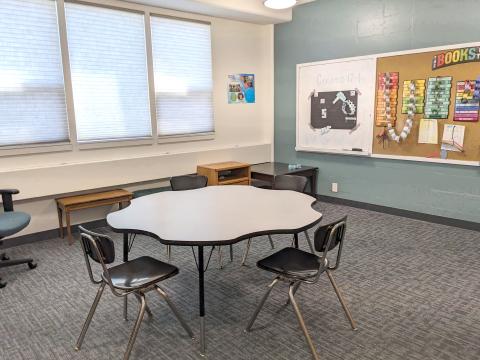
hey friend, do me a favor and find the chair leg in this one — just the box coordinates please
[268,235,275,249]
[286,282,301,306]
[155,286,195,339]
[75,282,106,351]
[167,245,172,262]
[124,293,147,360]
[288,283,320,360]
[304,231,315,253]
[0,258,36,269]
[134,293,152,319]
[241,238,252,266]
[229,244,234,262]
[218,246,223,269]
[326,270,357,330]
[245,277,279,332]
[124,296,128,321]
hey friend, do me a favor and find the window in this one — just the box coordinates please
[0,1,215,152]
[151,17,213,137]
[0,0,68,147]
[65,3,151,142]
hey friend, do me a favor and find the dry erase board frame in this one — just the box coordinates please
[296,56,376,157]
[295,41,480,166]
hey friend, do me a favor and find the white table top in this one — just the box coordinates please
[107,186,322,246]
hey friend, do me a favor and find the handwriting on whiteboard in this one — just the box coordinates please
[316,72,363,87]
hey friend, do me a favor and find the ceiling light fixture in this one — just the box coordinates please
[264,0,297,10]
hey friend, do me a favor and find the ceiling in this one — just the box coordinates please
[127,0,314,24]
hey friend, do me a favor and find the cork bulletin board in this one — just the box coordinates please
[296,42,480,166]
[372,44,480,165]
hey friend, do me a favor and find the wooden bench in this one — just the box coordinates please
[56,189,132,244]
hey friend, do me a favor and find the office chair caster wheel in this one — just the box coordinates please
[0,254,9,261]
[28,261,37,270]
[0,279,6,288]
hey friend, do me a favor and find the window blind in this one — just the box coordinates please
[0,0,68,147]
[65,3,151,142]
[151,17,213,136]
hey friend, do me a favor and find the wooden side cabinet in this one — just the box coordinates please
[197,161,251,186]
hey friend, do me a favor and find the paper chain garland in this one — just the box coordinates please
[383,73,414,142]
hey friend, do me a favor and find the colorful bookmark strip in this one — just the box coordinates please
[424,76,452,119]
[454,79,479,122]
[376,72,399,126]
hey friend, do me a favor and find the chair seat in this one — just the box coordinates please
[257,247,321,279]
[104,256,178,290]
[0,212,31,238]
[251,179,272,189]
[132,186,171,199]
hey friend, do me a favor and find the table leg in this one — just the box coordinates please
[119,200,129,210]
[294,233,299,248]
[57,207,64,238]
[311,169,318,197]
[123,232,129,321]
[66,211,73,245]
[123,233,129,262]
[198,246,206,356]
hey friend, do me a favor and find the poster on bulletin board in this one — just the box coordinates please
[228,74,255,104]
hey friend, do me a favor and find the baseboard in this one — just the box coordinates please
[0,219,107,250]
[2,194,478,250]
[317,194,480,232]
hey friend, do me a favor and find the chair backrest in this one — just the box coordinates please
[1,189,19,212]
[273,174,308,193]
[313,216,347,270]
[170,175,208,191]
[78,226,115,285]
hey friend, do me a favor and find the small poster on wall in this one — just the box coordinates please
[228,74,255,104]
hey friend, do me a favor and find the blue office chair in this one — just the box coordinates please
[0,189,36,288]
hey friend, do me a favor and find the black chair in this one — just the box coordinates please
[273,174,308,192]
[0,189,37,288]
[244,217,356,360]
[75,226,194,360]
[241,175,313,265]
[250,178,272,189]
[168,174,208,259]
[170,174,208,191]
[169,175,231,268]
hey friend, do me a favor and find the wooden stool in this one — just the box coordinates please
[56,189,132,244]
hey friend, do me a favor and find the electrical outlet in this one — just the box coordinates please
[331,182,338,193]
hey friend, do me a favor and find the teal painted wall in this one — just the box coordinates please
[274,0,480,223]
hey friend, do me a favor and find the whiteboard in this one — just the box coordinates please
[296,57,376,156]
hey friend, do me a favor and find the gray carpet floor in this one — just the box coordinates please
[1,202,480,360]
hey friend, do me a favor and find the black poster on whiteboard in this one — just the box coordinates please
[310,90,358,129]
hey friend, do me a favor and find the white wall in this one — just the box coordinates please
[0,1,274,237]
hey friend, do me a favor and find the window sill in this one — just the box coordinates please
[0,142,73,157]
[158,132,215,144]
[0,133,215,157]
[78,138,154,150]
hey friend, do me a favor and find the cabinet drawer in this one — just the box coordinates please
[232,180,250,186]
[220,180,250,186]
